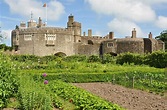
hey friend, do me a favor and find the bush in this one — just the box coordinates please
[116,52,144,65]
[144,51,167,68]
[0,44,13,51]
[11,55,40,62]
[101,54,116,64]
[87,55,101,63]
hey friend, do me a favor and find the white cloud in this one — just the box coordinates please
[108,18,145,37]
[85,0,156,22]
[4,0,65,21]
[85,0,167,37]
[156,16,167,29]
[138,0,167,4]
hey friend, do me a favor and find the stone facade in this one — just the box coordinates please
[11,15,165,56]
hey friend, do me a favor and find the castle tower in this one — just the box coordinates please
[67,14,81,42]
[132,28,136,38]
[109,32,114,39]
[148,32,152,39]
[67,14,74,28]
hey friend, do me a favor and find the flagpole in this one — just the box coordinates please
[45,4,47,26]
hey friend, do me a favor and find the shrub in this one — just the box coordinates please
[144,51,167,68]
[116,52,144,65]
[101,54,116,64]
[87,55,101,63]
[11,55,40,62]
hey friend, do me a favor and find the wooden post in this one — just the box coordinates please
[112,74,115,84]
[150,77,152,85]
[132,76,135,88]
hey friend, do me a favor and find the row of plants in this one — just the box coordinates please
[116,51,167,68]
[34,71,166,95]
[17,74,53,110]
[49,80,124,110]
[10,51,167,68]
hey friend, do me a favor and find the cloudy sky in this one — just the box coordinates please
[0,0,167,45]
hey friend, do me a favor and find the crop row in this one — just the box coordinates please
[34,71,166,94]
[49,80,124,110]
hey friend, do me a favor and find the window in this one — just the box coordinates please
[107,42,114,48]
[24,34,32,41]
[45,34,56,40]
[45,34,56,46]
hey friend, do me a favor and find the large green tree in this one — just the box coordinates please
[156,30,167,50]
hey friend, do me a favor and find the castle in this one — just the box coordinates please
[11,15,165,56]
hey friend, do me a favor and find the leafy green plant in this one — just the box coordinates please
[144,51,167,68]
[0,52,18,108]
[87,55,101,63]
[116,52,144,65]
[50,80,124,110]
[18,74,52,110]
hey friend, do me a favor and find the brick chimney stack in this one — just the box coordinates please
[132,28,136,38]
[88,29,92,37]
[109,32,114,39]
[148,32,152,39]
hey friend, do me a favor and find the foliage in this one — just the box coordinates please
[156,30,167,50]
[18,74,53,110]
[50,80,124,110]
[11,55,40,62]
[101,54,116,64]
[63,55,87,62]
[116,52,143,65]
[87,55,101,63]
[0,52,18,108]
[144,51,167,68]
[0,44,13,51]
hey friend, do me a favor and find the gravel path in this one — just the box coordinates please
[73,83,167,110]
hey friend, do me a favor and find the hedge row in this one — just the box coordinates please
[10,51,167,68]
[116,51,167,68]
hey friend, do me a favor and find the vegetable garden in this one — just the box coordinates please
[0,51,167,110]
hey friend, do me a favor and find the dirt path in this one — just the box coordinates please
[73,83,167,110]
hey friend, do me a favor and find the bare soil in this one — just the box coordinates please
[73,82,167,110]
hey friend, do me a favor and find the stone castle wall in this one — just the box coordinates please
[11,15,165,56]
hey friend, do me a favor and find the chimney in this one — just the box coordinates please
[38,17,42,27]
[109,32,114,39]
[88,29,92,37]
[132,28,136,38]
[148,32,152,39]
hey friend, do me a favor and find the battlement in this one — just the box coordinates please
[18,27,73,34]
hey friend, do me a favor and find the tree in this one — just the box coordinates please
[156,30,167,51]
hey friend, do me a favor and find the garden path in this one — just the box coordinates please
[73,83,167,110]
